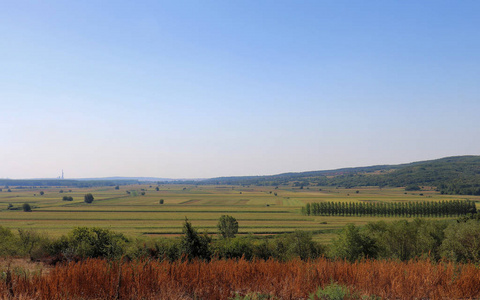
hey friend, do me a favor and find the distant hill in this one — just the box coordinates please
[0,177,186,188]
[0,178,139,188]
[76,177,178,182]
[2,156,479,195]
[200,156,480,195]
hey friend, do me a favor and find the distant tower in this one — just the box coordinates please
[62,169,64,180]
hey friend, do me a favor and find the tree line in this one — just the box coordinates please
[302,200,477,217]
[3,215,480,264]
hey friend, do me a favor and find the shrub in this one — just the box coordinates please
[330,224,377,261]
[17,229,49,259]
[84,193,94,203]
[22,203,32,212]
[212,237,255,260]
[127,238,180,261]
[440,220,480,262]
[405,185,421,191]
[309,283,351,300]
[0,226,16,256]
[50,227,128,260]
[276,230,325,260]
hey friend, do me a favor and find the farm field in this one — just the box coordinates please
[0,184,478,242]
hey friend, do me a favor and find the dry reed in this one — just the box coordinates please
[1,258,480,299]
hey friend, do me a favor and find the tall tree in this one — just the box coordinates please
[217,215,239,239]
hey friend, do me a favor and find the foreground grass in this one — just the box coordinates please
[1,258,480,299]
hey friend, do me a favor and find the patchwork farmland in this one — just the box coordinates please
[1,184,478,242]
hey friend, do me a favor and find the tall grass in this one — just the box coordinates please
[2,258,480,299]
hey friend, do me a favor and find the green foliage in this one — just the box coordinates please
[0,226,16,256]
[22,203,32,212]
[440,220,480,262]
[217,215,239,239]
[17,229,50,259]
[159,199,164,204]
[62,196,73,201]
[330,224,377,261]
[51,227,128,259]
[309,283,351,300]
[180,218,211,260]
[364,219,446,261]
[285,230,325,260]
[213,236,255,260]
[84,193,94,203]
[304,200,476,218]
[405,185,421,191]
[126,238,180,261]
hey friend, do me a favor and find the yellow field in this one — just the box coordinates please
[0,184,478,242]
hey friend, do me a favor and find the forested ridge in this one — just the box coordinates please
[200,156,480,195]
[3,156,480,195]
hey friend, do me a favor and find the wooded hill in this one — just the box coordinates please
[200,156,480,195]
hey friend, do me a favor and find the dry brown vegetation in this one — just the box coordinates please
[2,258,480,299]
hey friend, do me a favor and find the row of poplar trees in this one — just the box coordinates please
[302,200,477,217]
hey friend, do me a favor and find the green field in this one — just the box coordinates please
[1,184,478,242]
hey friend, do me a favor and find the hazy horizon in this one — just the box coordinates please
[2,1,479,179]
[1,154,477,181]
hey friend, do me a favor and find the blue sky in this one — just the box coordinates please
[1,1,479,179]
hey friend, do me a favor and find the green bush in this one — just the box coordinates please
[213,236,255,260]
[126,238,180,261]
[17,229,50,260]
[440,220,480,262]
[275,230,325,260]
[22,203,32,212]
[50,227,128,260]
[84,193,94,203]
[330,224,377,261]
[309,283,350,300]
[0,226,17,256]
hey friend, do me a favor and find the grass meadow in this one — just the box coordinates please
[1,184,478,242]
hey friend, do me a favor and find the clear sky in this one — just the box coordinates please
[1,1,479,179]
